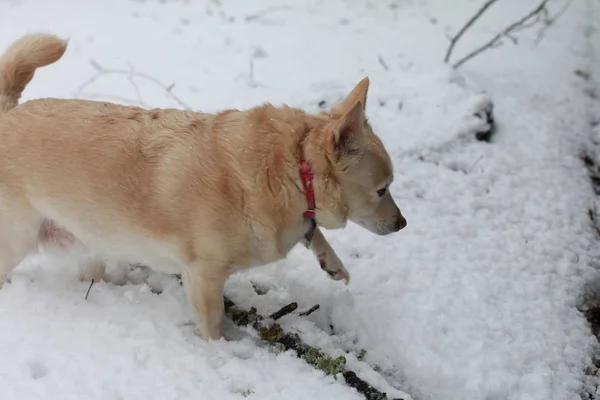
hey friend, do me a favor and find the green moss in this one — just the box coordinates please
[259,323,284,342]
[301,347,347,375]
[229,306,261,327]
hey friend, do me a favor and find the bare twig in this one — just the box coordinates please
[85,279,95,300]
[269,302,298,320]
[244,47,268,88]
[377,55,389,71]
[299,304,320,317]
[444,0,500,63]
[452,0,554,68]
[126,61,144,105]
[76,60,193,110]
[534,0,573,45]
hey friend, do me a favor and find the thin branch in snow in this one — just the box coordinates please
[85,279,95,300]
[377,55,389,71]
[76,59,193,110]
[244,47,268,88]
[451,0,556,69]
[443,0,500,64]
[126,61,144,105]
[299,304,320,317]
[534,0,574,45]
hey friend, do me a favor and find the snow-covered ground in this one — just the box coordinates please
[0,0,599,399]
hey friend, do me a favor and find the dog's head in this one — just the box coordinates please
[310,77,406,235]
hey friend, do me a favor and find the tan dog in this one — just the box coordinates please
[0,33,406,340]
[9,33,349,287]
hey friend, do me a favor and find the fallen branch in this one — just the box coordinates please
[224,296,405,400]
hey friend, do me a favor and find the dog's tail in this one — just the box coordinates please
[0,33,68,116]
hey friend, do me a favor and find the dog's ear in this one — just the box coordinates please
[332,100,364,156]
[333,77,370,114]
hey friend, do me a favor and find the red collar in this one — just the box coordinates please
[299,158,315,219]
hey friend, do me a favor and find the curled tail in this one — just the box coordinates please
[0,33,68,116]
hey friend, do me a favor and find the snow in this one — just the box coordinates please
[0,0,599,399]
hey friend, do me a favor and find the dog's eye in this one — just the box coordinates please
[376,188,387,198]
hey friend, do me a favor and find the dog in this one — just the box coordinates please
[0,33,406,340]
[9,33,350,288]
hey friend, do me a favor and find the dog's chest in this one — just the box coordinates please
[232,219,308,269]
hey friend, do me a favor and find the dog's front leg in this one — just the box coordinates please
[306,227,350,285]
[181,266,227,340]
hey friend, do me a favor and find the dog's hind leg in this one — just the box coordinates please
[38,219,107,283]
[0,205,43,288]
[181,264,228,340]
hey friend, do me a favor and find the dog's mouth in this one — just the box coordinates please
[355,217,405,236]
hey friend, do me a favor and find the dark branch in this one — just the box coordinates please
[85,279,95,300]
[444,0,500,63]
[269,302,298,320]
[534,0,574,45]
[452,0,553,69]
[299,304,321,317]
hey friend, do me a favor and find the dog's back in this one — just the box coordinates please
[0,96,315,268]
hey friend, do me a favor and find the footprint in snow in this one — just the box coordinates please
[28,360,49,380]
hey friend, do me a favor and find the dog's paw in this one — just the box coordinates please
[194,325,224,341]
[325,267,351,285]
[318,252,351,285]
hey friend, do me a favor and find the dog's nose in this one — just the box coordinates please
[393,215,407,231]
